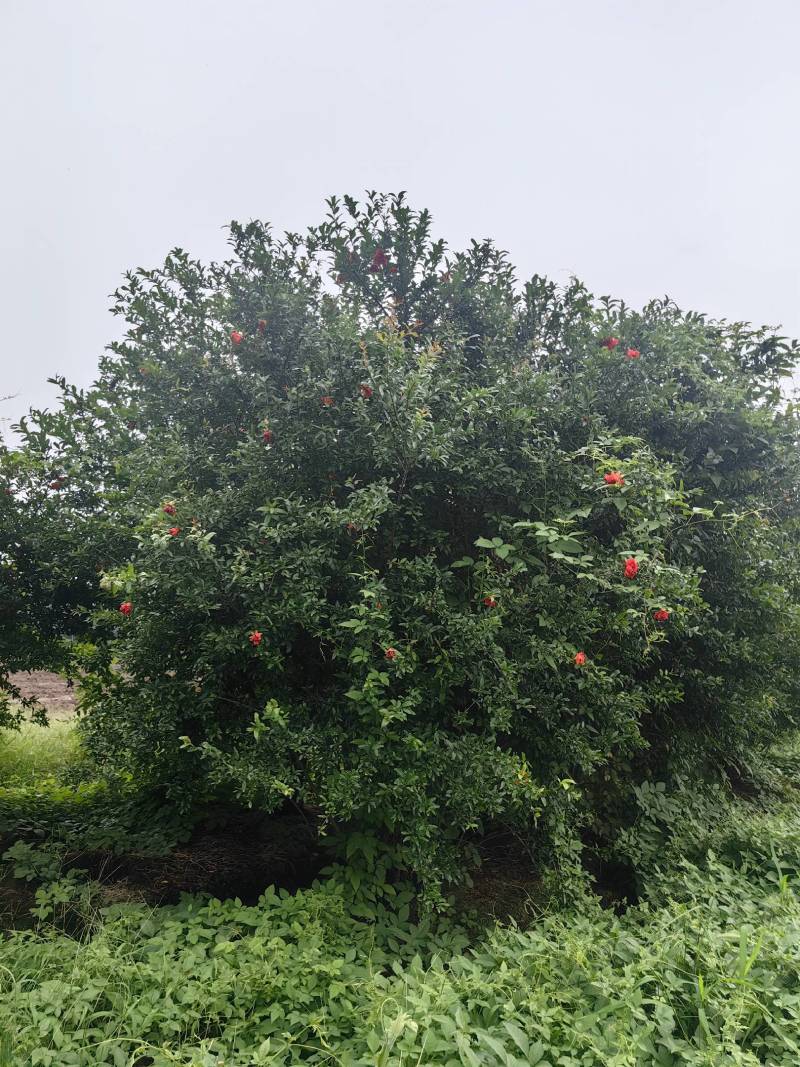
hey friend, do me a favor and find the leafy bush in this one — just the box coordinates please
[614,742,800,907]
[0,777,192,858]
[3,193,800,892]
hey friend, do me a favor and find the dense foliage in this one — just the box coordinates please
[4,747,800,1066]
[2,193,800,893]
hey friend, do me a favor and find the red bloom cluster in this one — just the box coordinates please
[262,429,274,444]
[653,609,671,622]
[163,503,176,515]
[599,336,640,359]
[249,630,263,646]
[321,395,334,407]
[604,471,625,486]
[359,383,374,399]
[483,596,497,608]
[370,248,389,272]
[624,558,639,579]
[384,647,398,661]
[168,526,180,537]
[574,651,587,666]
[230,330,243,345]
[119,601,133,616]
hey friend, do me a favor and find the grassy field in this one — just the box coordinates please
[0,717,79,787]
[2,716,800,1065]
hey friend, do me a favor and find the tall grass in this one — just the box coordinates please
[0,718,78,786]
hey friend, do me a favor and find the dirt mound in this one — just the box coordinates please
[8,672,76,717]
[69,814,324,905]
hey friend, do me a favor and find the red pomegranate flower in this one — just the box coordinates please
[321,395,334,407]
[359,383,374,399]
[230,330,243,345]
[626,348,641,360]
[119,601,133,616]
[384,647,398,661]
[370,248,389,272]
[601,337,620,350]
[653,609,670,622]
[163,503,176,515]
[483,596,497,608]
[262,429,274,444]
[574,651,587,666]
[257,319,267,334]
[604,471,625,486]
[249,630,263,646]
[168,526,180,537]
[624,558,639,579]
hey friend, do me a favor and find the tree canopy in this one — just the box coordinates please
[3,193,800,897]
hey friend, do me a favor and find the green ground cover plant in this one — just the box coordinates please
[2,739,800,1067]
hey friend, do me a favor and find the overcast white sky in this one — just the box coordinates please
[2,0,799,433]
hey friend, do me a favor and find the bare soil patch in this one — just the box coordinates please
[454,829,543,925]
[69,812,325,906]
[0,878,35,931]
[8,671,76,718]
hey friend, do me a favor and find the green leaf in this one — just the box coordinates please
[549,537,583,554]
[502,1020,530,1056]
[474,537,496,549]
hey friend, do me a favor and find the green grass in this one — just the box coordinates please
[0,719,191,857]
[0,719,79,787]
